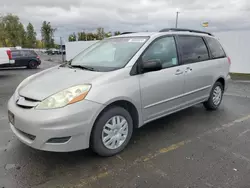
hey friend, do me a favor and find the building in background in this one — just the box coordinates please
[65,41,98,61]
[214,30,250,74]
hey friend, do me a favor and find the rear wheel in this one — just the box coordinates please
[27,61,38,69]
[91,107,133,157]
[203,82,223,110]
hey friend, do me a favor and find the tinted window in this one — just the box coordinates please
[142,36,178,69]
[178,36,209,64]
[20,50,36,57]
[11,51,21,58]
[206,37,226,58]
[20,50,28,57]
[30,50,37,56]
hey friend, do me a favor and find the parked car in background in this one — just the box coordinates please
[0,49,41,69]
[40,49,47,53]
[58,49,66,55]
[0,48,14,66]
[47,48,60,55]
[8,28,230,156]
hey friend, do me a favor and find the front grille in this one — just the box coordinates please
[16,96,40,109]
[16,128,36,141]
[16,104,33,109]
[23,97,39,102]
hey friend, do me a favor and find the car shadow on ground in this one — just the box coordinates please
[0,74,13,79]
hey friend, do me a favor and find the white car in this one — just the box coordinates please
[0,48,15,66]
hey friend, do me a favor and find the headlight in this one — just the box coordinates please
[36,85,91,110]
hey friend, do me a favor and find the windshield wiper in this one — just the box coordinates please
[70,65,95,71]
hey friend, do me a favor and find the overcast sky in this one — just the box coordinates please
[1,0,250,42]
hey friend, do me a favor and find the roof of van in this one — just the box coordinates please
[111,29,215,38]
[112,32,215,38]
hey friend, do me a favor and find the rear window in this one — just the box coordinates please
[205,37,226,59]
[178,36,209,64]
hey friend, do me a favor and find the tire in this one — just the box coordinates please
[27,61,38,69]
[203,82,224,110]
[91,106,133,157]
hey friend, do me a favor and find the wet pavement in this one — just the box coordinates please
[1,59,250,188]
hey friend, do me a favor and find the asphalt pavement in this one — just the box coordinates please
[1,58,250,188]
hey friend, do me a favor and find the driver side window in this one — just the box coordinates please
[142,36,178,69]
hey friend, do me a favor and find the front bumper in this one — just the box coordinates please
[8,96,103,152]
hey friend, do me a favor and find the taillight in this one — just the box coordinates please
[37,56,40,59]
[6,50,12,60]
[227,57,231,65]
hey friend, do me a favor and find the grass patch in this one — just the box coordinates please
[230,73,250,80]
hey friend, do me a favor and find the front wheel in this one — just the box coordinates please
[203,82,224,110]
[91,107,133,157]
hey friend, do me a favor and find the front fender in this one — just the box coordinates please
[85,73,143,127]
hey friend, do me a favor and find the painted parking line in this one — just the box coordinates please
[47,113,250,188]
[225,93,250,98]
[74,171,111,187]
[143,140,192,162]
[238,129,250,137]
[141,113,250,164]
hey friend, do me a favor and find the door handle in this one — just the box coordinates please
[175,69,183,75]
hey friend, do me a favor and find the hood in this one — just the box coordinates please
[19,66,104,100]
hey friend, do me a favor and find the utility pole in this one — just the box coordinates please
[60,37,64,62]
[175,11,180,28]
[83,30,87,41]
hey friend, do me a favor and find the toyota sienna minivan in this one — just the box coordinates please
[8,28,231,156]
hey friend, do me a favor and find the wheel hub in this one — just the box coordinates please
[212,86,222,106]
[102,115,128,150]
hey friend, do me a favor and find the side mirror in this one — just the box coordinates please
[141,59,162,73]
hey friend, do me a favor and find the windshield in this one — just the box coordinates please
[70,37,149,72]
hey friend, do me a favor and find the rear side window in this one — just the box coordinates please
[20,50,29,57]
[11,51,21,58]
[178,36,209,64]
[29,50,37,56]
[206,37,226,58]
[20,50,36,57]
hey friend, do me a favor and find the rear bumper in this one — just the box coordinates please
[0,60,15,68]
[225,74,231,91]
[8,96,104,152]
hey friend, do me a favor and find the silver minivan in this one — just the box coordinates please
[8,29,231,156]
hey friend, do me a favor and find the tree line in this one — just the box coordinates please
[68,29,121,42]
[0,14,58,49]
[0,14,123,49]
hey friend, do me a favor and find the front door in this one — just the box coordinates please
[138,36,185,123]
